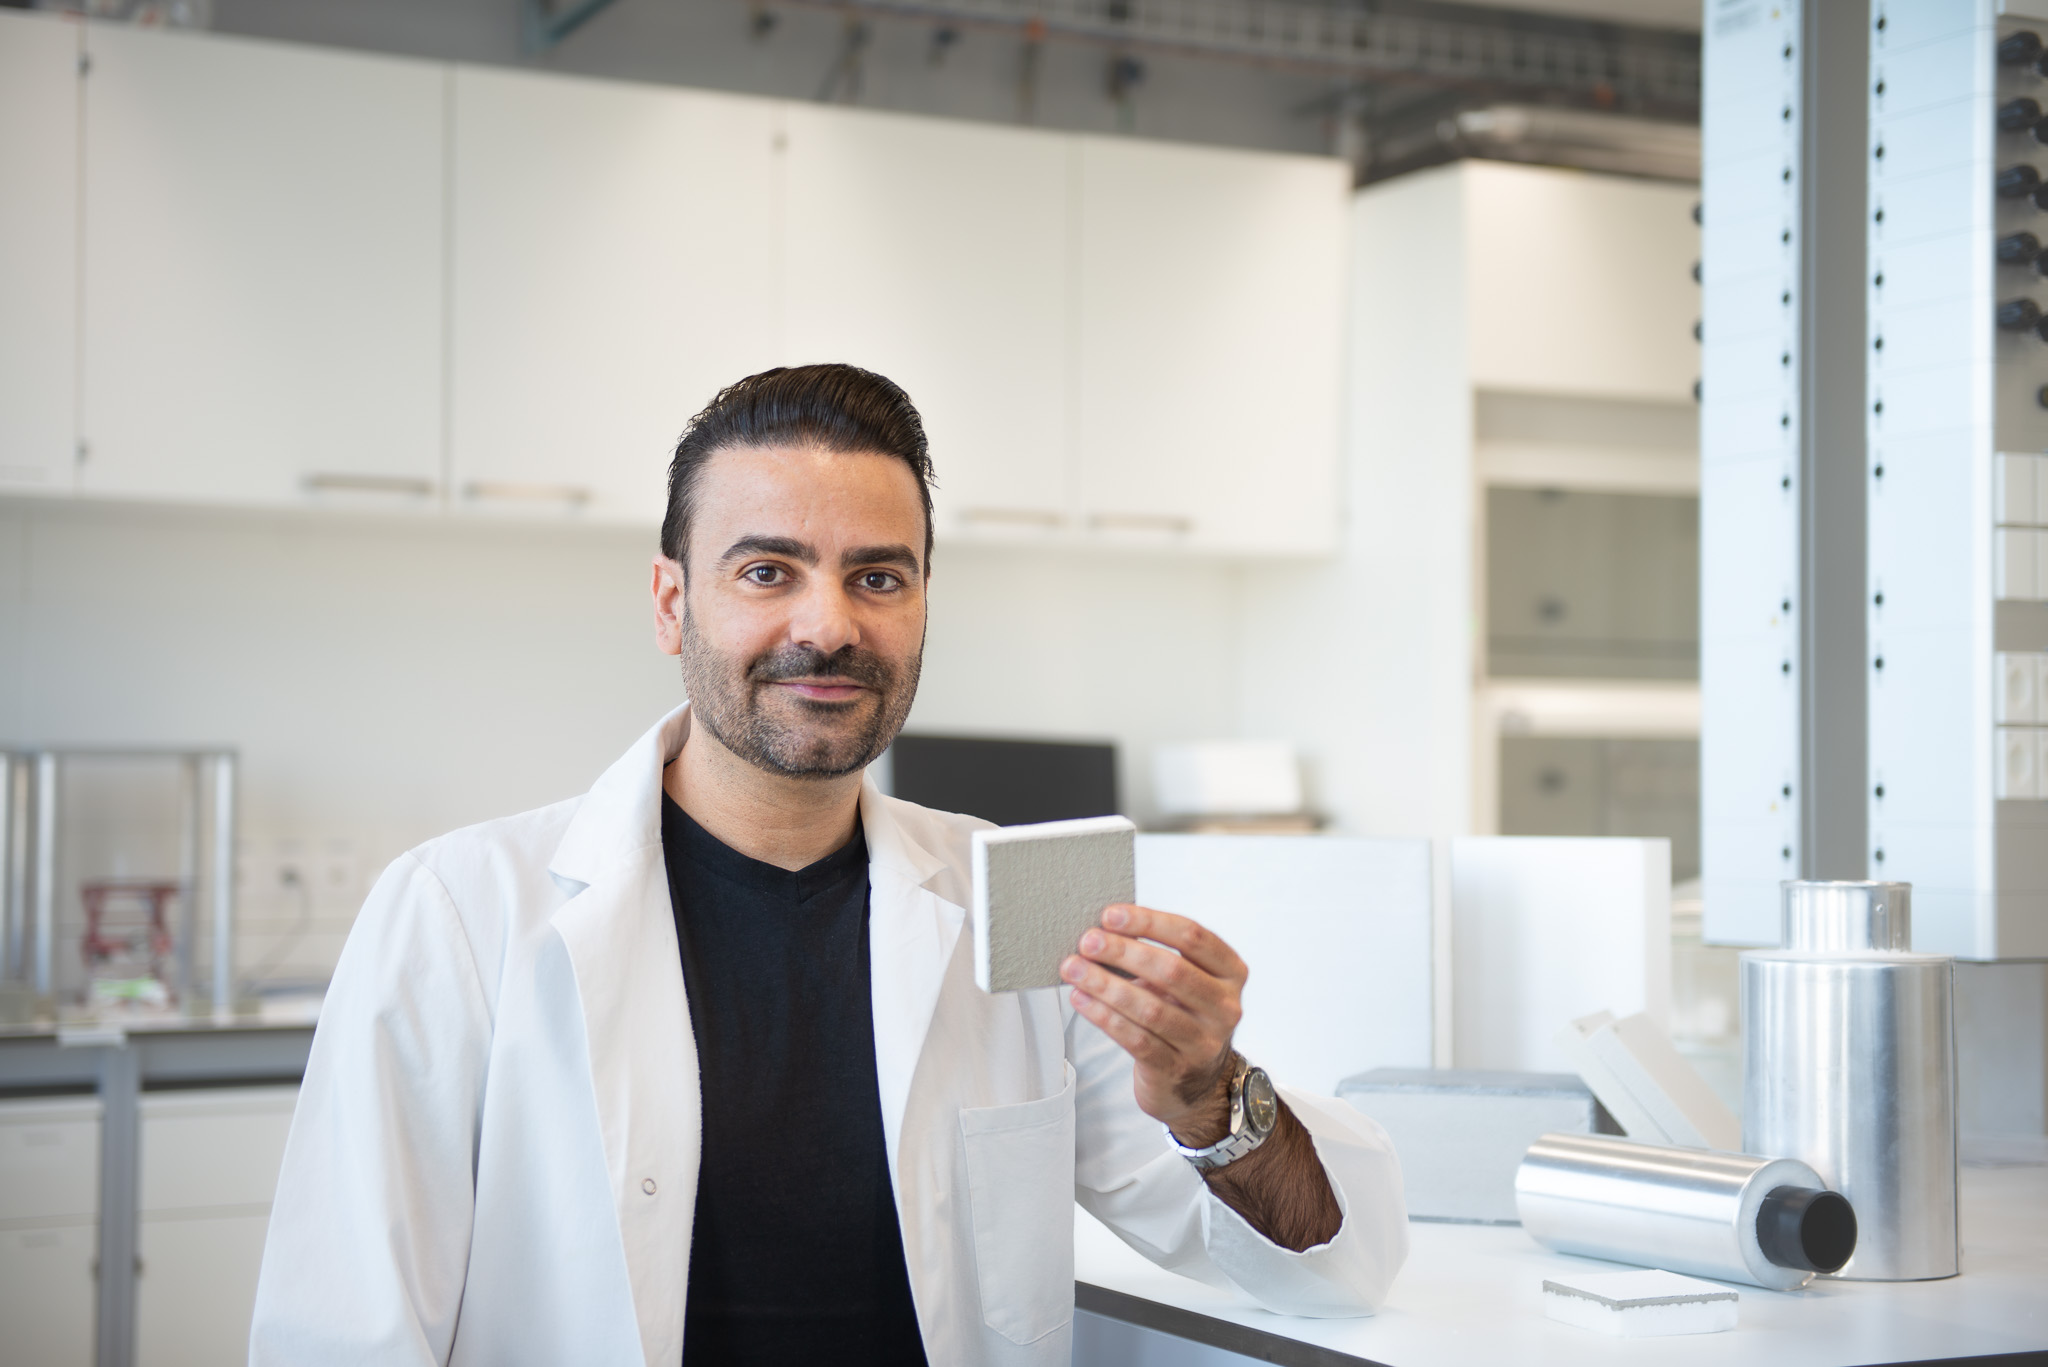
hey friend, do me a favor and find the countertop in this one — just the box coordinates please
[1076,1162,2048,1366]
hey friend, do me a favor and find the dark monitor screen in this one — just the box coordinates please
[888,734,1119,828]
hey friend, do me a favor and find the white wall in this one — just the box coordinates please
[1235,164,1474,840]
[0,499,1243,982]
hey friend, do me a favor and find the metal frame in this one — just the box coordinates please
[1797,0,1871,881]
[0,747,238,1014]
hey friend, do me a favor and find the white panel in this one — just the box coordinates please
[0,1221,97,1367]
[1998,726,2040,799]
[138,1086,295,1212]
[0,1097,100,1224]
[0,10,78,496]
[80,24,443,507]
[1998,527,2038,598]
[1702,0,1802,945]
[1132,835,1432,1095]
[449,67,784,528]
[1465,163,1701,401]
[136,1212,270,1367]
[1996,452,2038,524]
[781,105,1071,543]
[1998,652,2041,723]
[1075,137,1346,555]
[1449,837,1671,1072]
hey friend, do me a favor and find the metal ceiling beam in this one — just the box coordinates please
[767,0,1698,110]
[523,0,626,53]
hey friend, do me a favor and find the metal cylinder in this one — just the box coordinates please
[1515,1132,1855,1291]
[1741,880,1957,1281]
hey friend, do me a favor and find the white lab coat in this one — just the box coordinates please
[249,705,1407,1366]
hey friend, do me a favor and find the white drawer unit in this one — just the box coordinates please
[0,1096,101,1367]
[132,1086,298,1367]
[0,1221,99,1367]
[0,1096,102,1225]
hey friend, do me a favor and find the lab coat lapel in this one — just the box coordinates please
[548,705,698,1367]
[861,779,968,1167]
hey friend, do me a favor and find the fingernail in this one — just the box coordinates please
[1061,957,1085,982]
[1104,906,1129,929]
[1080,930,1104,954]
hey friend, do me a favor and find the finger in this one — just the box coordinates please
[1063,954,1204,1053]
[1077,928,1229,1016]
[1100,905,1248,985]
[1068,987,1177,1068]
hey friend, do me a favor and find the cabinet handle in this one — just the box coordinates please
[303,473,435,496]
[1087,512,1194,534]
[957,508,1065,528]
[463,481,593,507]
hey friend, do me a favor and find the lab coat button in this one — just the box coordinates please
[641,1178,656,1195]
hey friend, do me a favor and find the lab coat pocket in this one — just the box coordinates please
[958,1061,1077,1345]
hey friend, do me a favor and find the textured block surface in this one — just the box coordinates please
[972,816,1136,993]
[1542,1270,1738,1338]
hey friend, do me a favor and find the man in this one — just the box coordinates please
[251,364,1406,1366]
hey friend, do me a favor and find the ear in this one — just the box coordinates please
[651,555,687,656]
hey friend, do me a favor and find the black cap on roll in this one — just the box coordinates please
[1756,1186,1858,1274]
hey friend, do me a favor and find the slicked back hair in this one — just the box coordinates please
[661,364,936,578]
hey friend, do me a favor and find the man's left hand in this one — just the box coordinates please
[1060,903,1246,1145]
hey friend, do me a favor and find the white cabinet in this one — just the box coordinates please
[0,10,80,497]
[0,1098,100,1367]
[1075,138,1348,555]
[448,67,784,529]
[782,107,1073,543]
[135,1086,296,1367]
[1465,162,1701,402]
[79,25,443,509]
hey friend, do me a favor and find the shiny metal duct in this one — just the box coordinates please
[1742,880,1957,1281]
[1515,1132,1855,1291]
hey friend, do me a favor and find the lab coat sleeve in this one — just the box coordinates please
[1067,1010,1409,1317]
[248,852,495,1367]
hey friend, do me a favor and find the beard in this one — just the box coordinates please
[678,609,922,779]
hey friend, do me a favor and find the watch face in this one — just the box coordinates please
[1241,1068,1279,1136]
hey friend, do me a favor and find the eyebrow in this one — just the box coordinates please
[716,535,816,567]
[842,544,922,575]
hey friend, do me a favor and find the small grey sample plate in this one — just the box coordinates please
[971,816,1136,993]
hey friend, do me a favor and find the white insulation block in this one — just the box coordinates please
[971,816,1136,993]
[1542,1270,1738,1338]
[1558,1010,1739,1150]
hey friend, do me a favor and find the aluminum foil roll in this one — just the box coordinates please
[1742,880,1957,1281]
[1516,1132,1856,1291]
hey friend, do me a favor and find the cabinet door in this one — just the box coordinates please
[80,26,444,509]
[0,11,79,497]
[783,106,1072,545]
[1076,139,1347,555]
[450,67,784,529]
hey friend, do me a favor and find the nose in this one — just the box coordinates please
[786,574,860,660]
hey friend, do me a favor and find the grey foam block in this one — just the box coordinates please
[971,816,1137,993]
[1335,1068,1618,1224]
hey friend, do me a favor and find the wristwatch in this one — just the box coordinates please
[1166,1053,1279,1173]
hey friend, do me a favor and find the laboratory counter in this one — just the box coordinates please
[1076,1162,2048,1367]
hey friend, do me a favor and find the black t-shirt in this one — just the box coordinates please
[660,793,929,1365]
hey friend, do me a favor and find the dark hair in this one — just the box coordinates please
[661,363,936,573]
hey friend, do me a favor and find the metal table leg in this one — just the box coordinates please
[96,1042,139,1367]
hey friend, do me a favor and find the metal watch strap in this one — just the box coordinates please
[1165,1055,1270,1174]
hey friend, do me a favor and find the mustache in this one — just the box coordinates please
[747,644,895,689]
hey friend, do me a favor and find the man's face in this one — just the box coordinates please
[658,444,927,779]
